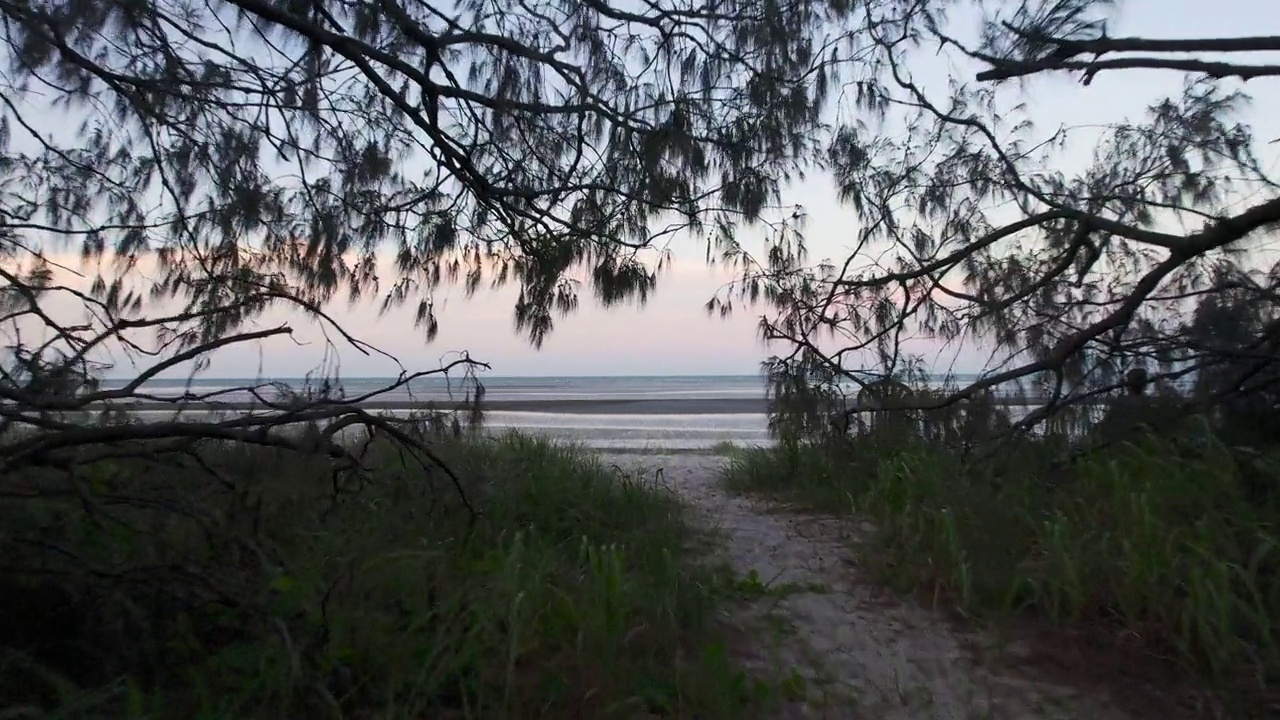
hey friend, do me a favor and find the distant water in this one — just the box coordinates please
[104,373,990,403]
[101,373,987,451]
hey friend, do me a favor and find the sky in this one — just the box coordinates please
[9,0,1280,380]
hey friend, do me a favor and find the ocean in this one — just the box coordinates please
[102,373,997,451]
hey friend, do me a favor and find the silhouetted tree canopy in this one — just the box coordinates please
[0,0,857,353]
[0,0,869,470]
[707,0,1280,435]
[3,0,1278,445]
[1182,270,1280,448]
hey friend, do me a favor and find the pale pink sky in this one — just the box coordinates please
[30,222,961,380]
[9,0,1280,379]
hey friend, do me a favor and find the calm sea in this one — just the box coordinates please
[105,373,987,451]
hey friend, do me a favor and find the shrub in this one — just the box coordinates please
[1,427,758,719]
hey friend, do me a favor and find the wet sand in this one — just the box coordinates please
[88,395,1100,415]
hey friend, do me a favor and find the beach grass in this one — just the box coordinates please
[720,431,1280,713]
[707,440,748,457]
[0,427,780,719]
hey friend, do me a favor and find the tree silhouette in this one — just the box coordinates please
[710,0,1280,434]
[1182,267,1280,448]
[0,0,864,470]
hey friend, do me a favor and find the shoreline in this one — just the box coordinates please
[96,397,772,415]
[85,395,1111,415]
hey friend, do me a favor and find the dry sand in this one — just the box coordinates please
[599,452,1132,720]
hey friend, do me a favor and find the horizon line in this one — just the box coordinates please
[100,370,991,381]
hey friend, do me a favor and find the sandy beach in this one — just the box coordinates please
[91,395,1103,415]
[603,452,1133,720]
[106,397,772,414]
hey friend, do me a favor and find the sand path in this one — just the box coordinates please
[600,452,1131,720]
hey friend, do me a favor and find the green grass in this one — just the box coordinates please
[707,441,756,458]
[721,431,1280,709]
[0,427,783,719]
